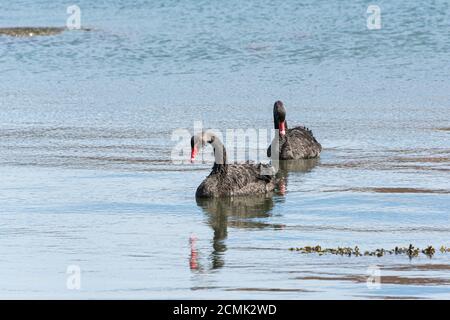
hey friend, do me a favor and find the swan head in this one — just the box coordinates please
[190,134,202,163]
[191,131,222,163]
[273,100,286,136]
[190,132,214,163]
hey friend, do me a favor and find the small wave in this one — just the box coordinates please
[323,187,450,194]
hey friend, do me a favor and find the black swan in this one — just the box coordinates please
[267,100,322,160]
[190,131,279,197]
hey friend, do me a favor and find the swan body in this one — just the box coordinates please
[196,162,277,197]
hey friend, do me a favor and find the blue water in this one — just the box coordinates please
[0,0,449,299]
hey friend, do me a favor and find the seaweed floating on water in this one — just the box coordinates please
[422,246,435,257]
[0,27,93,37]
[289,244,447,258]
[440,246,450,253]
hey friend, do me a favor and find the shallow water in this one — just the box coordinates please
[0,0,449,299]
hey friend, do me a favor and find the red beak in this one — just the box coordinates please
[279,121,286,136]
[190,147,197,163]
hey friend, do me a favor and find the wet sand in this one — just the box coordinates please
[297,275,450,285]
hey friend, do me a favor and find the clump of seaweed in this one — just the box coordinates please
[422,246,436,257]
[289,245,362,257]
[289,244,448,258]
[440,246,450,253]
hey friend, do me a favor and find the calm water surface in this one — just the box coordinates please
[0,0,449,299]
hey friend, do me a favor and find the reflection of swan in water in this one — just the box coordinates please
[192,196,282,270]
[277,158,319,176]
[274,158,319,193]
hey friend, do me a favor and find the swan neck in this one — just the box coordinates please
[212,144,227,173]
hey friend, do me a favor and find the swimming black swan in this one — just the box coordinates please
[267,100,322,160]
[190,131,279,197]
